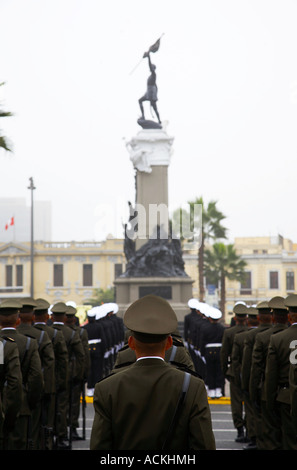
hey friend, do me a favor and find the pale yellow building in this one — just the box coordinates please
[1,234,296,326]
[0,237,126,308]
[225,235,297,318]
[183,234,297,324]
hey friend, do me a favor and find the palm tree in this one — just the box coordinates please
[204,242,247,315]
[188,197,227,301]
[0,82,13,152]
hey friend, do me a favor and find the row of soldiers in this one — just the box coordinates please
[184,299,225,398]
[0,296,124,450]
[220,295,297,450]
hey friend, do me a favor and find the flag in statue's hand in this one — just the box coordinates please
[148,37,161,53]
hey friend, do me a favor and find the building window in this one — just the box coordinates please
[5,265,13,287]
[286,271,295,291]
[83,264,93,286]
[53,264,63,286]
[269,271,279,289]
[114,263,123,278]
[16,265,23,287]
[240,271,252,295]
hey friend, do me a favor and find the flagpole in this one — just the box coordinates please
[28,177,36,298]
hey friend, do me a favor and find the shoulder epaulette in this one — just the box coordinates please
[172,337,185,347]
[1,336,15,342]
[96,372,116,384]
[113,361,134,370]
[169,361,202,379]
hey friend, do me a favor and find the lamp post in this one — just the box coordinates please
[28,177,36,297]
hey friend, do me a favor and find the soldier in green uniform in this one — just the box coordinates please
[0,300,23,450]
[0,299,43,450]
[289,342,297,435]
[33,298,68,449]
[50,301,85,448]
[265,294,297,450]
[249,296,288,450]
[64,304,90,440]
[17,297,55,449]
[232,306,259,446]
[113,327,195,373]
[220,302,247,442]
[90,295,216,450]
[241,301,272,449]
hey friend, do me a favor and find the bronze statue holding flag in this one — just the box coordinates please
[137,36,163,129]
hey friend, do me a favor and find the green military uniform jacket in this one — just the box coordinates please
[113,336,195,373]
[52,323,85,382]
[74,325,90,381]
[289,350,297,432]
[17,323,55,394]
[231,328,255,388]
[0,337,23,442]
[249,323,287,402]
[265,323,297,409]
[220,324,247,380]
[0,329,43,415]
[241,324,272,393]
[34,323,68,392]
[90,357,216,450]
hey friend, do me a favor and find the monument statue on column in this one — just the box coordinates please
[114,37,193,319]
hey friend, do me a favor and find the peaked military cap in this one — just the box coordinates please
[66,305,77,316]
[284,294,297,308]
[20,297,38,308]
[268,296,287,310]
[247,306,258,317]
[257,301,270,310]
[51,302,68,314]
[124,295,178,342]
[233,303,248,315]
[0,298,22,314]
[34,298,51,311]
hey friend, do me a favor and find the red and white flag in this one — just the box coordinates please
[5,216,14,230]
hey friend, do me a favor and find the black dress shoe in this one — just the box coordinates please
[71,428,83,440]
[57,438,70,449]
[243,439,257,450]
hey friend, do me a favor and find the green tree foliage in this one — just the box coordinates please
[187,197,227,301]
[204,242,247,314]
[88,287,115,306]
[0,82,13,152]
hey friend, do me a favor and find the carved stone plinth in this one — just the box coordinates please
[114,275,193,321]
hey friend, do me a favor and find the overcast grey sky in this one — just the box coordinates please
[1,0,297,242]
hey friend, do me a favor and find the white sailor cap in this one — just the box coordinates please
[208,306,222,320]
[104,302,119,314]
[188,298,200,310]
[94,304,110,320]
[87,307,97,318]
[198,302,211,316]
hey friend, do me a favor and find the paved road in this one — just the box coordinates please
[72,398,244,451]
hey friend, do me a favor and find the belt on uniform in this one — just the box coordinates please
[88,339,102,344]
[205,343,222,348]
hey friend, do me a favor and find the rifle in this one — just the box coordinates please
[40,394,54,450]
[81,381,86,440]
[26,414,34,450]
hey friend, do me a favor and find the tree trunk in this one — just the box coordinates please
[198,234,205,301]
[220,273,226,316]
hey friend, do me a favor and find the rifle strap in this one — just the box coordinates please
[162,371,191,450]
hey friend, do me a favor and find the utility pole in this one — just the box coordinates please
[28,177,36,298]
